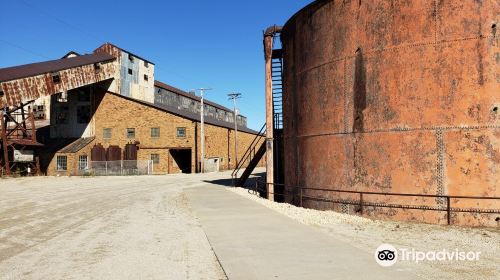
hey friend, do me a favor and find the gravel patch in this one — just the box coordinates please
[229,186,500,280]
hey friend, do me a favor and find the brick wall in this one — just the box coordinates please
[46,91,264,175]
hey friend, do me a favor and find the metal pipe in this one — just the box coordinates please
[447,197,451,225]
[201,92,205,173]
[264,25,282,201]
[360,193,364,215]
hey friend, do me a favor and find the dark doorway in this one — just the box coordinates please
[170,149,192,174]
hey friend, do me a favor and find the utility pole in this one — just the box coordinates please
[228,92,242,169]
[193,88,212,173]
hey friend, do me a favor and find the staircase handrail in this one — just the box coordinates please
[231,123,266,181]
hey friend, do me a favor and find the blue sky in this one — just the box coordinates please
[0,0,312,130]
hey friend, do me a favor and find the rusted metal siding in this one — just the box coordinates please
[155,85,248,128]
[94,43,155,103]
[94,43,123,96]
[281,0,500,226]
[0,61,115,108]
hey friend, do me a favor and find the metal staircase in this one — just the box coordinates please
[232,26,285,190]
[231,124,266,187]
[271,50,284,130]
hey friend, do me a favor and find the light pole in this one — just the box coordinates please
[228,92,242,168]
[193,88,212,173]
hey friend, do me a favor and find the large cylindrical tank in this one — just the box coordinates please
[281,0,499,226]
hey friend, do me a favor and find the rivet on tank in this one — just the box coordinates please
[264,0,500,227]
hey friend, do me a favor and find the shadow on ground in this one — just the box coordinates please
[203,172,265,191]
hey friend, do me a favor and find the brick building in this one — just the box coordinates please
[43,83,262,175]
[0,43,263,176]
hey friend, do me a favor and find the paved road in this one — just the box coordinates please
[186,184,419,280]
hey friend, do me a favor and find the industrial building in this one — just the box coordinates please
[256,0,500,226]
[0,43,263,176]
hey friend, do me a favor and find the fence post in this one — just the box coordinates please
[446,196,451,225]
[121,160,123,176]
[105,161,108,176]
[300,187,303,208]
[360,193,364,215]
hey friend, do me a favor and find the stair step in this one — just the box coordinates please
[235,142,267,187]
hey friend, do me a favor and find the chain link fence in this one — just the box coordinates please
[77,160,154,176]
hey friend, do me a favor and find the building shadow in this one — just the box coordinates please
[38,81,112,174]
[203,172,266,191]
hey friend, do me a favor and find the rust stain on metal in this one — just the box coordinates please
[353,48,366,133]
[280,0,500,226]
[0,61,115,108]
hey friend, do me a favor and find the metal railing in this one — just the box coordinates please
[77,160,154,176]
[231,123,266,185]
[255,180,500,225]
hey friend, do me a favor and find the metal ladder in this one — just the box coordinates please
[271,50,283,130]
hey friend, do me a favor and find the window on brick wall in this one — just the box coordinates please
[151,127,160,138]
[78,155,88,170]
[126,128,135,139]
[56,155,67,171]
[103,128,112,139]
[176,127,186,138]
[150,154,160,164]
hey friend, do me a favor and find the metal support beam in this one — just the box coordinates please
[1,109,10,175]
[264,26,282,201]
[0,101,41,176]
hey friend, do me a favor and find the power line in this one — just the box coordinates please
[0,39,50,60]
[19,0,105,43]
[11,0,238,112]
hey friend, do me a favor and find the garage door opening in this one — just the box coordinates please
[169,149,192,174]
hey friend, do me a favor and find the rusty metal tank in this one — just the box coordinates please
[280,0,500,226]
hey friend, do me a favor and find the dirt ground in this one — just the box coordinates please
[0,173,227,280]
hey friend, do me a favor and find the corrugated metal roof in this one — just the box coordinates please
[59,137,95,153]
[96,43,156,65]
[154,80,236,115]
[110,92,259,135]
[9,139,44,146]
[0,53,115,83]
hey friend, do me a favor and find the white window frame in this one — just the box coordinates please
[151,127,160,138]
[176,127,186,138]
[78,155,88,171]
[103,128,112,139]
[150,154,160,164]
[56,155,67,171]
[126,128,136,139]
